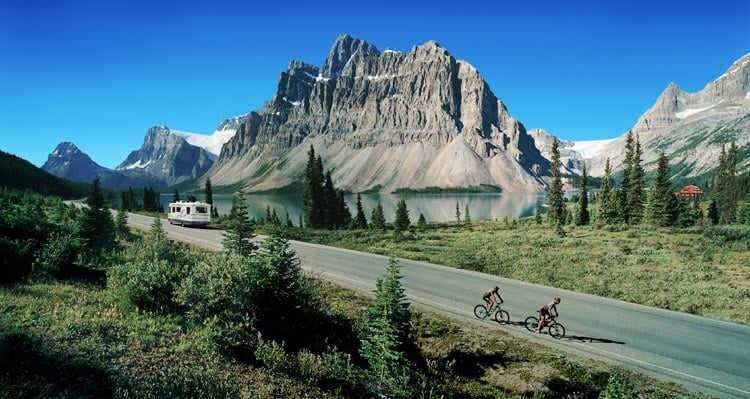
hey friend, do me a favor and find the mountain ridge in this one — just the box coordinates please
[208,34,549,193]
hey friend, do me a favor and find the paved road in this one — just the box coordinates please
[127,213,750,398]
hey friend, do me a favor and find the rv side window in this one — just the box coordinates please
[175,207,181,212]
[186,207,191,215]
[196,206,207,214]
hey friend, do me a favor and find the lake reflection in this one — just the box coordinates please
[161,192,547,224]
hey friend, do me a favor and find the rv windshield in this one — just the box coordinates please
[196,206,208,214]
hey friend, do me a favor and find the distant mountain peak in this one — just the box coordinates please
[42,141,109,183]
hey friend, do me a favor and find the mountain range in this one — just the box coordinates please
[39,35,749,193]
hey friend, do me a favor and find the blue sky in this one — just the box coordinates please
[1,0,748,169]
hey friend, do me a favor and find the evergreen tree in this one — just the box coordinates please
[143,187,153,212]
[464,204,472,229]
[204,177,213,207]
[548,139,565,226]
[619,131,635,223]
[285,212,294,228]
[455,201,461,224]
[707,199,719,225]
[323,171,337,229]
[114,208,129,240]
[577,161,590,225]
[646,151,678,227]
[394,199,410,235]
[80,177,115,254]
[355,193,368,229]
[222,188,257,257]
[303,145,326,229]
[371,200,386,231]
[173,189,180,203]
[714,142,739,224]
[597,158,614,224]
[627,135,646,224]
[360,258,415,396]
[127,187,137,211]
[534,205,543,224]
[417,213,427,230]
[335,189,351,229]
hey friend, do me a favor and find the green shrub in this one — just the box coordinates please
[108,258,186,312]
[33,229,83,273]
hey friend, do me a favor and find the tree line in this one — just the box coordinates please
[547,132,746,230]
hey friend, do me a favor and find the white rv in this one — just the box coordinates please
[167,201,211,227]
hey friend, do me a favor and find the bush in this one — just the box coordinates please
[33,229,83,273]
[109,258,186,312]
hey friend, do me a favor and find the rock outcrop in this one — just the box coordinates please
[209,34,549,193]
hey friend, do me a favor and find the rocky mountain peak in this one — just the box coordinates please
[586,52,750,179]
[116,125,214,186]
[210,35,549,193]
[320,33,380,79]
[42,141,110,183]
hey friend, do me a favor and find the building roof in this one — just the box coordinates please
[676,183,704,197]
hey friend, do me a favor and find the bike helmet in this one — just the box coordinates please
[494,286,500,292]
[554,296,561,304]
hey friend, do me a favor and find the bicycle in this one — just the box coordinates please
[524,311,566,339]
[473,302,510,324]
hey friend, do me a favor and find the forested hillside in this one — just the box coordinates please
[0,150,90,198]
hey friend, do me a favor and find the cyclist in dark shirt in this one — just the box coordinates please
[536,296,561,332]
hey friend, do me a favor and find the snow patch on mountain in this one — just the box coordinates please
[171,128,237,159]
[123,159,152,170]
[570,138,615,158]
[675,105,713,119]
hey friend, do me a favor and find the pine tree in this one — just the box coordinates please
[173,189,180,203]
[548,139,565,226]
[204,177,213,207]
[222,188,257,256]
[371,200,386,231]
[355,193,368,229]
[464,204,472,229]
[628,135,646,224]
[303,145,325,229]
[619,132,635,223]
[285,212,294,228]
[360,258,414,396]
[455,201,461,224]
[708,199,719,225]
[335,189,351,229]
[394,199,410,235]
[80,177,115,254]
[114,208,129,240]
[323,171,337,229]
[646,151,678,227]
[714,142,739,224]
[534,205,543,224]
[143,187,153,212]
[417,213,427,230]
[577,161,589,225]
[597,158,614,224]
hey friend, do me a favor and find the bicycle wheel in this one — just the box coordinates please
[474,304,489,319]
[494,310,510,324]
[524,316,538,332]
[549,323,566,339]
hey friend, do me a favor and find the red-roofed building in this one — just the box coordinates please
[675,183,704,200]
